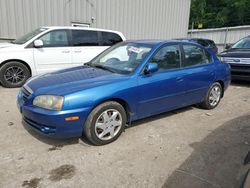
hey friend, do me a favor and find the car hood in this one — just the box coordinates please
[220,48,250,58]
[0,42,23,52]
[0,42,16,49]
[26,66,129,95]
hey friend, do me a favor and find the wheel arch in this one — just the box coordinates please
[215,80,225,97]
[91,98,132,123]
[0,59,32,76]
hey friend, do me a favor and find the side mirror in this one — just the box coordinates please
[34,39,43,48]
[225,44,232,50]
[144,63,159,74]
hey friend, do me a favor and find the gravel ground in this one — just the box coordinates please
[0,82,249,188]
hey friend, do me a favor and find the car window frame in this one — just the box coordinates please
[69,29,101,47]
[140,43,182,75]
[99,31,123,46]
[180,43,213,69]
[26,29,71,48]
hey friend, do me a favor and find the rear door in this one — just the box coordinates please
[181,44,216,105]
[33,29,72,74]
[71,30,106,65]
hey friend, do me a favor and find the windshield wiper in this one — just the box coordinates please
[93,65,115,73]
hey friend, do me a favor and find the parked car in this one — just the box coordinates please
[176,38,218,54]
[17,40,231,145]
[220,35,250,81]
[0,27,125,88]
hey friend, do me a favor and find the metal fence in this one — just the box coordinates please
[188,25,250,52]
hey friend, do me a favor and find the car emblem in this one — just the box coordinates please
[233,59,240,63]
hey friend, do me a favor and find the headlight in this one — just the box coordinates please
[33,95,64,111]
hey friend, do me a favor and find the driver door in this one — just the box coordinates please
[33,29,72,74]
[137,44,187,119]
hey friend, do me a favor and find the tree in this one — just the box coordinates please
[189,0,250,29]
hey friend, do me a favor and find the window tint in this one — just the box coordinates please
[72,30,99,46]
[101,32,122,46]
[150,45,181,71]
[39,30,69,47]
[196,39,209,47]
[183,45,211,67]
[207,40,216,46]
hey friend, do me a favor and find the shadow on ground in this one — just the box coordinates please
[163,114,250,188]
[127,106,193,129]
[231,80,250,87]
[22,105,194,146]
[21,121,93,147]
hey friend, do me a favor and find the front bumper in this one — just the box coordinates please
[17,91,91,139]
[229,63,250,81]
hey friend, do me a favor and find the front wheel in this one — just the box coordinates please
[200,82,223,109]
[83,101,127,145]
[0,61,30,88]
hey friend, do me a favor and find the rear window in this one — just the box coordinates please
[100,31,122,46]
[207,40,216,46]
[72,30,99,46]
[196,39,209,47]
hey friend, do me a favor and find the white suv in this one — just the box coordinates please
[0,27,125,88]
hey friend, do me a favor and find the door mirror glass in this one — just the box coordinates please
[144,63,159,74]
[34,39,43,48]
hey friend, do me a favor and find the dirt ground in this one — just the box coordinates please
[0,81,249,188]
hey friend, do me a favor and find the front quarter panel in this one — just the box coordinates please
[63,76,139,120]
[0,45,36,75]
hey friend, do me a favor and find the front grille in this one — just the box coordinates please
[230,64,250,76]
[21,86,32,101]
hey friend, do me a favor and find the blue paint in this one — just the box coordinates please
[17,40,231,139]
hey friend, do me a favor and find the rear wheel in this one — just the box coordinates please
[83,101,127,145]
[200,82,222,109]
[0,61,30,88]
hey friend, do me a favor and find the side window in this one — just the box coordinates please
[72,30,99,46]
[39,30,69,47]
[183,45,211,67]
[149,45,181,71]
[100,32,122,46]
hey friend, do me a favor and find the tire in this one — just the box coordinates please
[83,101,127,145]
[0,61,31,88]
[200,82,223,110]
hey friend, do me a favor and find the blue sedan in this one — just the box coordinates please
[17,40,231,145]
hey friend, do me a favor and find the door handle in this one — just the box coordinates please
[62,50,70,53]
[74,50,82,53]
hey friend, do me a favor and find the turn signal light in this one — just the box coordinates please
[65,116,79,121]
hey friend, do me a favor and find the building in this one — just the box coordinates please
[0,0,191,41]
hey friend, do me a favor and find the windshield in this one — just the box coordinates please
[12,28,48,44]
[89,42,153,74]
[232,37,250,49]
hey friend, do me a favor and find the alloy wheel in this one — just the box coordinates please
[209,85,221,107]
[4,66,26,84]
[94,109,122,141]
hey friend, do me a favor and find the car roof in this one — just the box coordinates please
[175,38,214,42]
[125,39,201,47]
[42,26,125,38]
